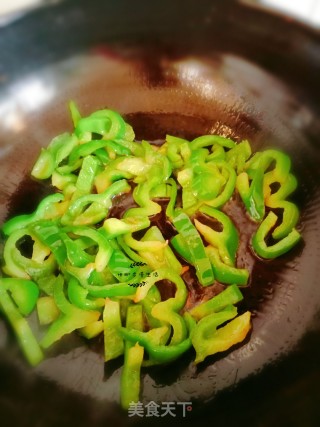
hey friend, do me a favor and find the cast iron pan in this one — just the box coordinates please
[0,0,320,426]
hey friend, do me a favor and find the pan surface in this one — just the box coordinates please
[0,0,320,426]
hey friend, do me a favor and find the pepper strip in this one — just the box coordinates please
[237,166,265,222]
[160,135,189,169]
[133,268,188,346]
[62,236,93,268]
[31,221,67,267]
[264,173,297,203]
[107,239,151,282]
[33,221,101,270]
[165,178,178,220]
[71,155,101,200]
[0,281,43,366]
[177,148,225,212]
[119,326,185,364]
[0,278,39,316]
[31,133,78,180]
[114,138,144,157]
[257,150,291,183]
[3,228,56,280]
[264,172,299,240]
[65,263,137,298]
[37,296,60,325]
[196,205,239,266]
[252,211,301,259]
[172,211,214,286]
[266,200,300,240]
[67,277,105,311]
[103,298,124,362]
[61,179,130,225]
[191,309,251,364]
[177,167,198,211]
[2,193,64,236]
[170,234,193,264]
[120,304,144,409]
[238,149,294,222]
[52,170,77,192]
[116,235,147,264]
[150,270,188,345]
[119,313,195,364]
[64,226,113,272]
[189,284,244,321]
[123,232,167,253]
[79,320,104,339]
[206,246,249,286]
[94,157,134,193]
[226,140,251,174]
[75,109,127,141]
[190,135,236,150]
[41,275,100,348]
[125,180,162,218]
[181,149,225,208]
[204,161,237,209]
[140,285,162,329]
[103,216,150,239]
[138,226,182,274]
[69,100,81,127]
[68,140,128,165]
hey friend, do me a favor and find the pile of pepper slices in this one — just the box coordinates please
[0,103,301,408]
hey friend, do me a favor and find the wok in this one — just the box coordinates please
[0,0,320,426]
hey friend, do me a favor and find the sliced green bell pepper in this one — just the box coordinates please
[206,246,249,286]
[61,179,130,226]
[172,211,214,286]
[37,296,60,325]
[2,193,64,236]
[252,211,301,259]
[41,275,100,348]
[121,304,144,409]
[75,109,126,141]
[191,309,251,364]
[31,133,78,180]
[189,284,244,321]
[3,228,56,280]
[103,298,124,362]
[0,281,43,366]
[196,205,239,266]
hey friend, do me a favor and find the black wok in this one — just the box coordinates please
[0,0,320,426]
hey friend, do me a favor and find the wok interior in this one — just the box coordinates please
[0,1,320,425]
